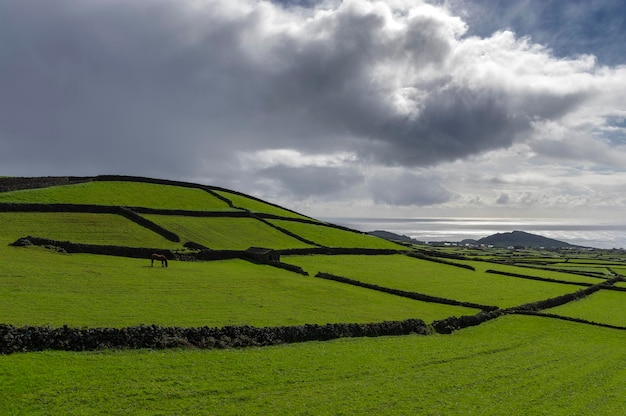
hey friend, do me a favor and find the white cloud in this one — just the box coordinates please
[1,0,626,219]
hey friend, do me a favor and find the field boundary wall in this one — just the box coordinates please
[0,319,429,355]
[315,272,497,311]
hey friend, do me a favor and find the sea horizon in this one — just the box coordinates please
[320,217,626,250]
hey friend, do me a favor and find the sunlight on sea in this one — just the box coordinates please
[321,217,626,250]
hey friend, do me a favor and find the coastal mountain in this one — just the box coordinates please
[471,230,577,248]
[370,229,578,249]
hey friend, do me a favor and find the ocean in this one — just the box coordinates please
[320,217,626,250]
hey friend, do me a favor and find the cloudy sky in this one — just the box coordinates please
[2,0,626,221]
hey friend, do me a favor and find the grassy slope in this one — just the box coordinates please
[287,254,582,308]
[544,289,626,327]
[0,244,475,327]
[0,181,233,210]
[2,178,626,414]
[214,190,311,219]
[144,215,314,250]
[1,315,624,415]
[269,219,406,249]
[0,212,183,249]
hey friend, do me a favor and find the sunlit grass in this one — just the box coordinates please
[1,315,624,415]
[0,212,183,249]
[0,181,232,211]
[544,289,626,327]
[0,246,467,327]
[269,219,406,249]
[214,190,311,219]
[144,215,313,250]
[287,254,584,308]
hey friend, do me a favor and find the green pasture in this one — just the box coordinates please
[144,215,313,250]
[0,245,472,327]
[0,212,182,249]
[214,190,310,219]
[0,181,232,211]
[458,259,606,285]
[1,315,624,415]
[286,254,586,308]
[545,289,626,327]
[269,219,406,249]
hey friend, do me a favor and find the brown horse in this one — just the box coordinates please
[151,253,168,267]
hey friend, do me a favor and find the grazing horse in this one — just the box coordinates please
[151,253,168,267]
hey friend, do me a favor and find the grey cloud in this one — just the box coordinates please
[496,192,510,204]
[369,172,452,206]
[259,165,364,198]
[0,0,618,197]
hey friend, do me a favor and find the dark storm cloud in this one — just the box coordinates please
[0,0,621,208]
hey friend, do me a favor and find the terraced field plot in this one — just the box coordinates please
[0,246,470,327]
[0,212,182,248]
[0,181,232,211]
[545,289,626,327]
[458,259,606,285]
[144,215,313,250]
[214,190,310,219]
[269,219,405,249]
[1,315,624,415]
[287,254,585,308]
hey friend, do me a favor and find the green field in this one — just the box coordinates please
[0,244,477,327]
[544,289,626,327]
[455,259,606,285]
[269,219,406,249]
[0,212,182,249]
[1,315,624,415]
[214,190,310,219]
[287,254,585,308]
[2,176,626,414]
[144,215,314,250]
[0,181,232,211]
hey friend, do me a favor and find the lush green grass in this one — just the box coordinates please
[214,190,311,219]
[545,290,626,327]
[0,212,183,249]
[458,259,605,285]
[1,315,624,415]
[0,246,470,327]
[144,215,313,250]
[269,219,406,249]
[0,181,233,211]
[286,254,583,308]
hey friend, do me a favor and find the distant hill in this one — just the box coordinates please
[367,230,423,245]
[370,228,580,249]
[473,230,577,248]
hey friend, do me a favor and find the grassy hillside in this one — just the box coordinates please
[1,175,625,414]
[1,316,624,415]
[0,181,233,211]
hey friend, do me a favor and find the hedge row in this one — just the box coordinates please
[512,310,626,331]
[11,236,175,260]
[278,247,401,256]
[485,269,593,287]
[414,248,469,261]
[507,277,624,313]
[406,251,476,271]
[431,310,504,334]
[0,319,429,355]
[0,203,180,242]
[93,175,316,220]
[117,207,180,242]
[315,272,497,311]
[0,176,92,193]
